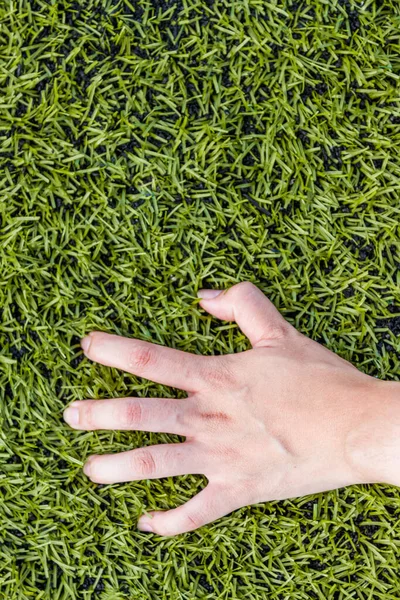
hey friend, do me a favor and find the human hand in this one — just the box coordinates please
[63,282,400,536]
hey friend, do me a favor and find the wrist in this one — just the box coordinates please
[345,378,400,486]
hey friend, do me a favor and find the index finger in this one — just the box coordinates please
[80,332,204,391]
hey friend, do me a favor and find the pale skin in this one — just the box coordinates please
[63,282,400,537]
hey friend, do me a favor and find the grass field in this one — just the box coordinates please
[1,0,400,598]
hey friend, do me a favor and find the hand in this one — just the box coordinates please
[63,282,400,537]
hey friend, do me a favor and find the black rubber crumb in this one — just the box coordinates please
[376,316,400,336]
[343,285,355,298]
[120,583,130,594]
[70,354,84,368]
[40,363,52,380]
[6,454,22,464]
[95,579,105,593]
[358,243,374,261]
[10,345,28,360]
[297,129,309,144]
[80,576,96,591]
[199,575,214,593]
[314,82,328,95]
[9,529,24,538]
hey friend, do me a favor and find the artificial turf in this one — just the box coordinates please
[1,0,400,597]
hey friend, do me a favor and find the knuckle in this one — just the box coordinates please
[232,281,260,304]
[201,356,237,388]
[176,407,190,430]
[128,344,155,371]
[256,320,291,347]
[131,449,157,477]
[184,512,203,532]
[124,401,143,427]
[199,410,231,423]
[179,398,199,423]
[199,410,233,433]
[235,281,257,295]
[185,398,234,434]
[270,321,290,340]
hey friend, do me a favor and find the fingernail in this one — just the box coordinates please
[81,335,91,353]
[63,406,79,427]
[83,458,93,477]
[197,289,223,300]
[137,519,153,533]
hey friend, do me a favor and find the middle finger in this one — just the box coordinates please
[63,397,191,436]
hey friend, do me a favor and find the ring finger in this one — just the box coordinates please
[84,442,203,484]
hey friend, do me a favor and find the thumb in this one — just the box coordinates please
[137,482,238,537]
[198,281,291,348]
